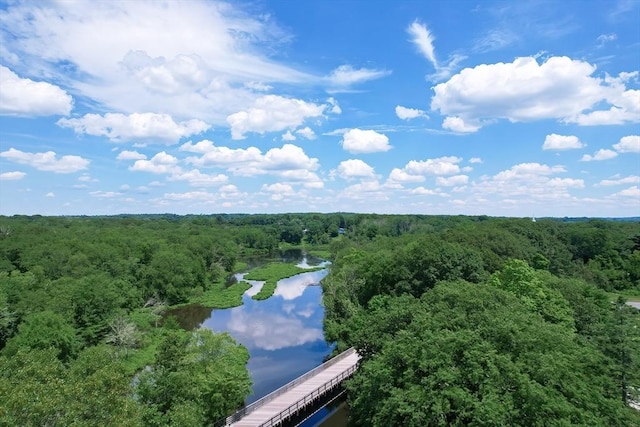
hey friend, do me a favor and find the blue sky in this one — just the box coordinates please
[0,0,638,217]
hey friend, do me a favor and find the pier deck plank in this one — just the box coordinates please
[230,352,359,427]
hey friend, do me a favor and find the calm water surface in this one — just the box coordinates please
[202,267,331,403]
[169,251,334,404]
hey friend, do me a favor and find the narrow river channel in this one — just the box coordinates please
[202,266,331,403]
[166,250,346,425]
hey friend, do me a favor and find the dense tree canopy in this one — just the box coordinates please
[346,283,633,426]
[137,328,251,425]
[0,213,638,425]
[321,215,639,425]
[0,346,143,426]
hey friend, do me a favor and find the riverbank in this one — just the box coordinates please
[246,263,324,300]
[183,252,327,309]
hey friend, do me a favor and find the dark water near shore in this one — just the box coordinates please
[315,402,349,426]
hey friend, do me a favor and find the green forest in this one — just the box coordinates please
[0,214,639,426]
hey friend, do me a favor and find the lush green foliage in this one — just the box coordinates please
[0,213,638,425]
[347,283,633,426]
[0,214,337,425]
[191,280,252,308]
[0,346,143,426]
[3,310,81,362]
[322,216,640,425]
[137,328,251,425]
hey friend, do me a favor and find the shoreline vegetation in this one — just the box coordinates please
[278,242,332,260]
[245,262,325,301]
[185,258,328,308]
[190,281,253,309]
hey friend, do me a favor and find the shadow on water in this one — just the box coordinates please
[280,248,305,262]
[304,401,349,427]
[241,248,327,270]
[163,304,212,331]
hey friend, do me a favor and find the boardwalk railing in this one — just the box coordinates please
[222,347,357,426]
[258,363,357,427]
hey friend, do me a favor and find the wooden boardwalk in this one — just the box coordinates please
[226,348,359,427]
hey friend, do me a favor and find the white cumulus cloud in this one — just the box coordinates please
[386,156,462,186]
[327,97,342,114]
[597,175,640,186]
[436,175,469,187]
[262,182,296,200]
[0,171,26,180]
[338,180,389,201]
[471,162,582,203]
[182,142,263,168]
[244,81,272,92]
[163,191,216,202]
[613,135,640,153]
[542,134,585,150]
[296,127,316,140]
[442,116,481,133]
[571,87,640,125]
[0,148,89,173]
[387,168,426,184]
[0,66,73,116]
[395,105,427,120]
[547,178,585,189]
[493,163,566,179]
[130,151,180,174]
[116,150,147,160]
[128,151,235,190]
[405,156,462,176]
[431,56,640,132]
[581,149,618,162]
[227,95,326,140]
[409,186,440,196]
[179,140,219,154]
[78,174,97,182]
[331,159,376,180]
[183,141,321,186]
[58,113,209,144]
[0,1,314,123]
[262,144,319,171]
[169,169,228,187]
[341,129,391,154]
[90,191,122,198]
[613,186,640,197]
[596,33,617,46]
[262,182,295,194]
[282,131,296,141]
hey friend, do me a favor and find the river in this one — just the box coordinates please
[166,251,346,425]
[202,266,331,403]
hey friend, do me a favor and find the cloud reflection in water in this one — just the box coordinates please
[202,269,329,351]
[199,267,332,402]
[273,269,328,300]
[226,309,323,351]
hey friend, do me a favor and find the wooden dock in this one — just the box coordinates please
[226,348,359,427]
